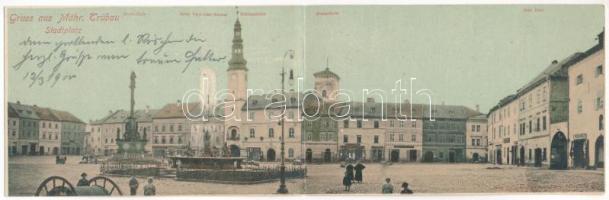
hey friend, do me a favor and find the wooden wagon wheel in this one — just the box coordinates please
[35,176,76,196]
[88,176,123,196]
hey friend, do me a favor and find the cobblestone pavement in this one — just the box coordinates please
[305,163,604,194]
[7,156,604,195]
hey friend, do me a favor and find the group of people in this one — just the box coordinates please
[342,162,366,191]
[341,162,413,194]
[76,173,156,196]
[382,178,413,194]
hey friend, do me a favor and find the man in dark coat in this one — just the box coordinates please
[129,176,139,195]
[354,162,366,183]
[342,171,352,191]
[345,163,354,183]
[77,173,89,186]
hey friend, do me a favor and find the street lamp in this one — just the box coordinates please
[277,49,294,194]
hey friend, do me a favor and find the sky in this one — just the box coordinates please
[5,5,605,121]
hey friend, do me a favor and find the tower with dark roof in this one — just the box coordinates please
[227,13,248,101]
[314,67,340,102]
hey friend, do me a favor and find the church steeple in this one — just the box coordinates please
[228,8,247,71]
[226,7,248,101]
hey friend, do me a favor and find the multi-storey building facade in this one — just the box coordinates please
[302,100,340,163]
[517,55,579,169]
[151,102,196,157]
[568,31,604,169]
[487,31,604,169]
[33,107,62,155]
[383,103,424,162]
[488,95,519,165]
[422,104,480,163]
[339,100,388,162]
[239,93,303,161]
[89,109,158,156]
[7,102,85,156]
[466,113,488,162]
[53,110,86,155]
[7,105,20,156]
[8,102,40,155]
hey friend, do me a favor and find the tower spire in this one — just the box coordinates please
[236,6,240,18]
[228,6,247,71]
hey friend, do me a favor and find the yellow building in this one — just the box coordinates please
[567,31,604,169]
[488,95,519,165]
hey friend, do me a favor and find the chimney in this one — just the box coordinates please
[551,60,558,65]
[177,99,182,105]
[33,104,37,107]
[475,104,480,112]
[404,99,410,105]
[108,110,113,115]
[366,97,375,103]
[16,101,21,105]
[145,105,150,113]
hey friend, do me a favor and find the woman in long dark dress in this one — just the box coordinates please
[345,163,354,182]
[354,162,365,183]
[342,171,352,191]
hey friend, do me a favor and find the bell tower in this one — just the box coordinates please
[227,9,248,101]
[313,59,340,102]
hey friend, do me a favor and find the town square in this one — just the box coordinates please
[3,5,606,196]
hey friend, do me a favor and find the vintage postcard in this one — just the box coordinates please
[2,3,606,197]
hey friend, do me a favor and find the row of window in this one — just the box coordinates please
[519,86,548,112]
[155,124,185,133]
[249,128,296,138]
[576,96,604,113]
[305,120,337,128]
[306,132,336,141]
[575,65,603,86]
[41,132,59,140]
[344,120,416,129]
[153,136,183,144]
[388,133,417,142]
[41,122,60,129]
[519,116,547,136]
[424,134,465,143]
[342,134,417,144]
[248,111,297,120]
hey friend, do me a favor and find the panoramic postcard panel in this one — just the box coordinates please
[3,5,605,196]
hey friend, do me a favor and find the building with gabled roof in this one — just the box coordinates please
[88,108,159,156]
